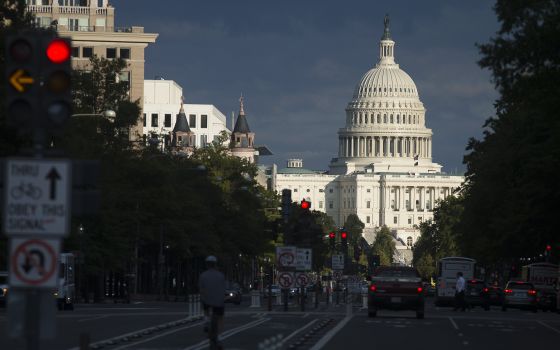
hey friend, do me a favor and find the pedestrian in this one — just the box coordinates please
[454,271,466,311]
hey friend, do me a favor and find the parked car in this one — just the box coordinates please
[502,281,538,312]
[368,266,425,319]
[224,282,242,305]
[0,271,8,307]
[465,279,490,310]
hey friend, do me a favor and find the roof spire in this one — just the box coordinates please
[382,13,391,40]
[239,94,245,115]
[180,95,185,113]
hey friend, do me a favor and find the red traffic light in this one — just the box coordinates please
[329,232,335,239]
[341,231,347,239]
[46,39,71,64]
[300,199,310,210]
[546,245,552,251]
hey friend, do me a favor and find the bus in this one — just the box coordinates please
[435,257,476,306]
[54,253,75,310]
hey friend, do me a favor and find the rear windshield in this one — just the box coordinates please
[375,269,419,278]
[506,282,533,290]
[0,276,7,284]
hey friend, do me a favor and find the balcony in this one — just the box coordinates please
[27,5,107,15]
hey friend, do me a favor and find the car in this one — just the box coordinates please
[368,266,425,319]
[0,271,8,307]
[502,281,538,312]
[263,285,281,298]
[224,282,242,305]
[486,285,503,306]
[535,288,557,312]
[465,279,490,310]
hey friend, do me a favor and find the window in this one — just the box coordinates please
[164,114,171,128]
[293,189,298,193]
[68,18,79,31]
[118,71,130,90]
[329,201,333,209]
[408,218,412,224]
[418,217,423,222]
[189,114,196,128]
[143,113,146,127]
[151,114,158,127]
[71,47,79,58]
[106,48,117,59]
[319,189,324,193]
[366,201,371,208]
[393,217,398,224]
[306,189,310,193]
[83,47,93,58]
[200,135,207,146]
[407,237,413,246]
[201,115,208,128]
[120,48,130,59]
[329,188,333,193]
[367,188,371,193]
[366,216,370,224]
[319,201,323,209]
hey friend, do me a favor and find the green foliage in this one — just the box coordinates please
[461,0,560,264]
[343,214,365,247]
[371,226,395,266]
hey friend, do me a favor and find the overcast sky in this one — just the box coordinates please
[113,0,499,173]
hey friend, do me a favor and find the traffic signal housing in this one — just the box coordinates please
[329,232,335,249]
[5,33,40,131]
[300,199,311,210]
[40,36,72,134]
[340,230,348,249]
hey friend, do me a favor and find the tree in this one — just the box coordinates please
[461,0,560,264]
[343,214,365,247]
[371,226,395,266]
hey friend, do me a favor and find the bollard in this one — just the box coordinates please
[250,290,261,308]
[195,294,201,316]
[328,291,332,304]
[276,292,282,306]
[188,295,193,316]
[362,293,368,309]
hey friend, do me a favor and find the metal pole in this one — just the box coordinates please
[25,290,40,350]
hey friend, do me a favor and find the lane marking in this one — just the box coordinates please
[282,318,318,344]
[302,313,309,318]
[112,321,204,350]
[183,317,270,350]
[537,320,560,335]
[74,307,159,311]
[309,315,353,350]
[449,317,459,330]
[77,314,109,323]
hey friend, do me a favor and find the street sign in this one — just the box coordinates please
[9,237,60,288]
[295,273,309,287]
[332,254,344,270]
[296,248,312,271]
[276,246,296,269]
[277,272,294,289]
[3,158,71,236]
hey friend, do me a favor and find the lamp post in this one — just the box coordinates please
[72,109,116,120]
[77,224,85,303]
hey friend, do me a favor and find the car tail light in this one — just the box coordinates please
[527,290,537,296]
[417,287,423,293]
[483,287,489,293]
[369,285,377,292]
[504,289,513,294]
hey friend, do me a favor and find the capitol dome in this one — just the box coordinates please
[330,15,442,175]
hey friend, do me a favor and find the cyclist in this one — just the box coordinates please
[199,256,226,344]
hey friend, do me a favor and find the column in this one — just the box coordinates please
[400,137,404,157]
[381,137,385,156]
[412,186,416,211]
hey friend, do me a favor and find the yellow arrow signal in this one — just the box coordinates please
[9,69,34,92]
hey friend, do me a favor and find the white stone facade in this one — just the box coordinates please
[273,20,464,263]
[142,79,229,148]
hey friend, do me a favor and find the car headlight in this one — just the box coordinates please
[53,292,59,297]
[229,293,233,296]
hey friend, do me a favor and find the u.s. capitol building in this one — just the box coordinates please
[270,18,464,263]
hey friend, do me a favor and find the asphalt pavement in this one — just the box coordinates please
[0,296,559,350]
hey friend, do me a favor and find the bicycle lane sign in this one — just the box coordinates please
[2,158,71,237]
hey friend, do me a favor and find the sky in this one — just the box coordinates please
[113,0,499,173]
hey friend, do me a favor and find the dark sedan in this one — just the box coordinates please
[465,279,490,310]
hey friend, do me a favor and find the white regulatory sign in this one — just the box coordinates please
[296,248,312,271]
[278,272,294,289]
[9,237,61,288]
[276,246,296,269]
[295,273,309,287]
[3,158,71,236]
[332,254,344,270]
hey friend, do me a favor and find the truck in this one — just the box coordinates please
[54,253,75,310]
[521,262,558,311]
[435,257,476,306]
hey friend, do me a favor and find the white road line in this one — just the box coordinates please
[302,313,309,318]
[537,320,560,335]
[449,317,459,330]
[309,315,353,350]
[77,314,109,323]
[282,319,318,344]
[183,318,270,350]
[112,322,204,350]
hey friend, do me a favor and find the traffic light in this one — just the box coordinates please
[5,33,40,131]
[40,36,72,134]
[329,232,335,249]
[300,199,311,210]
[340,230,348,250]
[4,32,72,136]
[281,189,292,223]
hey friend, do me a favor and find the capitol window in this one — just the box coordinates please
[384,115,387,123]
[367,201,371,208]
[366,216,371,224]
[377,115,381,123]
[390,115,394,123]
[367,188,371,193]
[408,218,412,224]
[393,217,398,224]
[319,201,323,209]
[293,189,298,193]
[307,189,310,193]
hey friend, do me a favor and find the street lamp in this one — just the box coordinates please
[72,109,116,120]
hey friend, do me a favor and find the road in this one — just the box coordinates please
[1,296,559,349]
